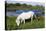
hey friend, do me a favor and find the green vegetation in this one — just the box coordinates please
[5,2,45,10]
[6,16,45,30]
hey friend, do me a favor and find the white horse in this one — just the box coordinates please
[16,11,36,26]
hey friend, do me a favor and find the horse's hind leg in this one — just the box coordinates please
[31,17,33,23]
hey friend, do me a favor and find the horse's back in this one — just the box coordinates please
[18,11,34,19]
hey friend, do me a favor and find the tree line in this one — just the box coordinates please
[5,1,45,10]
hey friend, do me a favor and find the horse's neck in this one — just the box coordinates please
[17,16,21,20]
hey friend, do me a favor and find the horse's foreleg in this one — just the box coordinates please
[24,19,25,24]
[21,19,22,23]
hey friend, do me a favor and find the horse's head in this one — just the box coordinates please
[16,17,20,26]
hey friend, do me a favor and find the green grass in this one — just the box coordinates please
[6,16,45,30]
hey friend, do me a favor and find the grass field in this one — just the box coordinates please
[6,16,45,30]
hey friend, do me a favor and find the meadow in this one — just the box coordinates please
[5,16,45,30]
[5,1,45,30]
